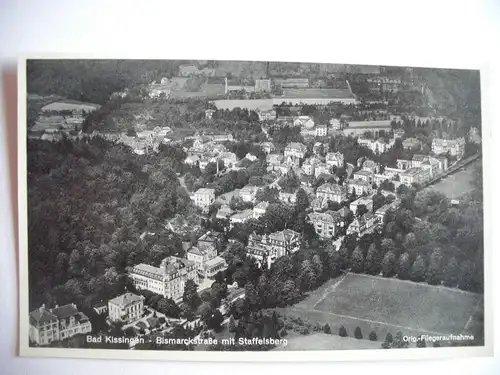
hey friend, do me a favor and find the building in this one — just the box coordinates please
[260,142,276,154]
[197,231,224,250]
[178,64,200,76]
[193,188,215,212]
[239,185,260,203]
[230,209,254,226]
[257,109,277,122]
[216,205,233,220]
[375,200,400,221]
[393,129,405,139]
[468,127,481,144]
[432,137,466,157]
[129,256,199,301]
[308,210,344,239]
[435,156,449,172]
[284,142,307,159]
[402,137,422,151]
[246,229,302,268]
[185,154,201,166]
[293,116,315,128]
[325,152,344,167]
[313,142,329,155]
[255,79,272,92]
[329,118,342,130]
[187,243,227,278]
[219,152,238,168]
[93,301,108,316]
[316,183,346,203]
[400,167,428,186]
[314,163,332,178]
[397,159,412,170]
[253,201,269,219]
[353,169,373,183]
[279,191,297,205]
[347,212,378,235]
[301,157,317,176]
[350,196,374,215]
[357,137,394,154]
[347,179,373,196]
[361,159,379,174]
[108,293,145,324]
[245,153,258,162]
[315,124,328,137]
[29,303,92,346]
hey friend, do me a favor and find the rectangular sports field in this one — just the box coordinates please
[276,273,483,346]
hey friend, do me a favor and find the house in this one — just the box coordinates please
[347,212,378,235]
[397,159,412,170]
[29,303,92,346]
[245,153,258,162]
[260,142,275,154]
[308,210,344,239]
[432,137,465,158]
[313,142,329,155]
[302,157,319,176]
[362,159,378,174]
[316,183,346,203]
[185,154,201,166]
[350,196,374,215]
[257,109,276,121]
[93,301,108,315]
[230,209,254,226]
[329,118,342,130]
[411,154,428,168]
[205,109,215,120]
[325,152,344,167]
[353,169,373,183]
[253,201,269,219]
[276,163,293,175]
[314,163,332,178]
[279,191,297,205]
[284,142,307,159]
[246,229,302,268]
[400,167,428,186]
[347,179,373,196]
[108,293,145,324]
[239,185,260,203]
[219,152,238,168]
[316,124,328,137]
[193,188,215,212]
[187,243,227,278]
[267,153,284,168]
[293,116,315,128]
[375,200,401,221]
[197,231,223,250]
[358,137,394,154]
[310,196,328,212]
[402,137,422,151]
[216,205,233,219]
[129,256,199,301]
[435,156,449,172]
[393,129,405,139]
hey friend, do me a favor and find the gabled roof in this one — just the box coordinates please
[108,292,144,308]
[51,304,80,320]
[29,307,57,325]
[269,228,300,242]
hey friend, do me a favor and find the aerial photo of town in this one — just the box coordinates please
[25,60,484,352]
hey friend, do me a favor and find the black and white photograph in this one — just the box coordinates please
[18,58,488,360]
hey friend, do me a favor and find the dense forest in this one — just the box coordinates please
[27,136,195,310]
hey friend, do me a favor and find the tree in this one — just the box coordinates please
[298,259,317,291]
[354,326,363,339]
[372,193,386,213]
[197,301,214,323]
[365,243,382,275]
[391,331,409,348]
[208,309,224,331]
[278,169,300,193]
[323,323,331,334]
[458,260,476,291]
[398,252,412,280]
[381,250,397,277]
[184,172,197,192]
[350,247,365,273]
[381,238,396,255]
[410,255,427,282]
[228,316,237,332]
[230,297,249,319]
[156,298,181,318]
[295,189,310,213]
[443,257,459,287]
[417,339,427,348]
[244,282,261,311]
[356,204,368,217]
[255,186,279,204]
[339,326,348,337]
[369,331,378,341]
[183,279,201,310]
[426,249,444,285]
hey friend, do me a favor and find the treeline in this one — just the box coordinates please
[27,137,195,310]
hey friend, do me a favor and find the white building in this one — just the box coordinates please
[284,142,307,160]
[325,152,344,167]
[108,293,145,324]
[239,185,260,203]
[316,124,328,137]
[253,201,269,219]
[316,183,346,203]
[432,137,465,158]
[350,196,374,215]
[193,188,216,212]
[187,243,227,278]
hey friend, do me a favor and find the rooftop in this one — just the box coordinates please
[108,292,144,308]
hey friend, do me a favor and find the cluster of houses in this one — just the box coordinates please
[184,132,239,173]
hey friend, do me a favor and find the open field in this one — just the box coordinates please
[275,273,482,347]
[274,333,381,351]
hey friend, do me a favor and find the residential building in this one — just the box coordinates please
[193,188,215,212]
[257,109,277,122]
[245,153,258,162]
[301,157,318,176]
[402,137,422,151]
[239,185,260,203]
[253,201,269,219]
[260,142,275,154]
[316,183,346,203]
[411,154,428,168]
[93,302,108,316]
[308,210,344,239]
[187,243,227,278]
[230,209,254,226]
[400,167,428,186]
[267,153,284,168]
[246,229,302,268]
[314,163,332,178]
[197,231,224,250]
[350,196,374,215]
[329,118,342,130]
[310,196,328,212]
[279,191,297,205]
[29,303,92,346]
[375,200,401,221]
[219,152,238,168]
[178,64,199,76]
[108,293,144,324]
[205,109,215,120]
[393,129,405,139]
[347,212,378,235]
[316,124,328,137]
[435,156,449,172]
[255,79,272,92]
[325,152,344,167]
[185,154,201,166]
[216,205,233,219]
[362,159,378,174]
[468,127,481,144]
[432,137,466,157]
[313,142,329,155]
[397,159,412,170]
[353,169,373,183]
[129,256,199,301]
[284,142,307,159]
[347,179,373,196]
